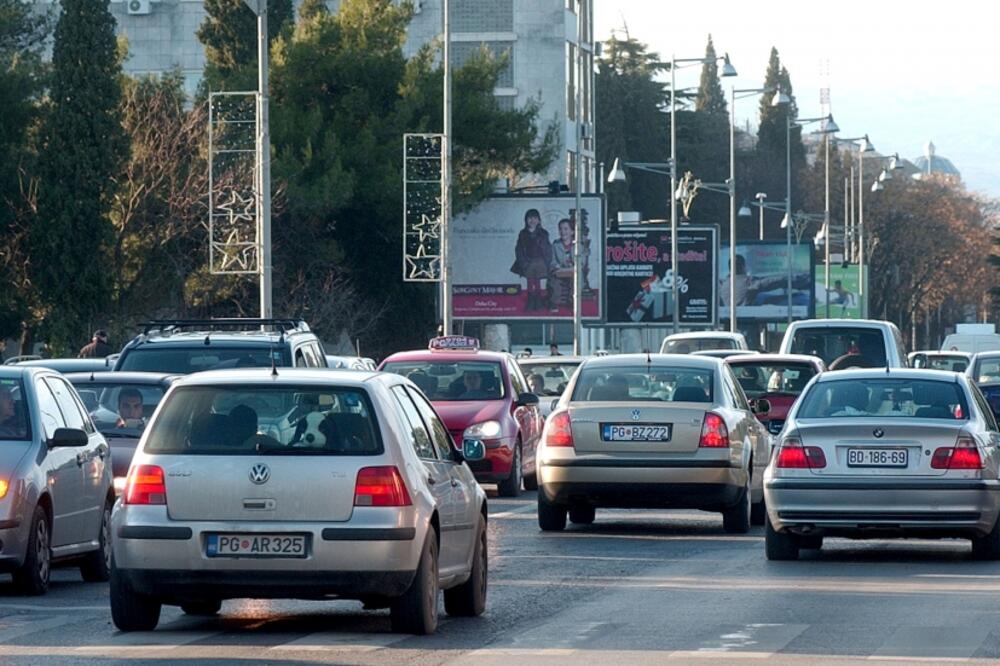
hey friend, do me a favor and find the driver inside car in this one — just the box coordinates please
[115,388,146,429]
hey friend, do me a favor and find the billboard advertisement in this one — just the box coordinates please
[450,195,603,320]
[604,225,717,327]
[814,263,862,319]
[719,242,815,321]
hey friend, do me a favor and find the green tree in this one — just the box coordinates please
[694,35,727,116]
[29,0,126,353]
[197,0,293,92]
[0,1,51,345]
[265,0,557,354]
[297,0,329,21]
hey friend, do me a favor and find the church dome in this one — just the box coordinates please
[912,140,961,179]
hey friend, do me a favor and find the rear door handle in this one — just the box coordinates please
[427,475,437,485]
[450,478,460,487]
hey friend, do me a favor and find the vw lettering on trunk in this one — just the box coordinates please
[249,463,270,485]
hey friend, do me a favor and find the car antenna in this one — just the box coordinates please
[270,325,280,378]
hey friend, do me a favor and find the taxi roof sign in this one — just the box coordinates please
[429,336,480,352]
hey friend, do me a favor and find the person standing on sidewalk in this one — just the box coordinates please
[78,329,112,358]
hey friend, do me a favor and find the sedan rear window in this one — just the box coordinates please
[663,337,737,353]
[572,366,714,403]
[788,327,887,368]
[144,385,382,455]
[796,379,969,420]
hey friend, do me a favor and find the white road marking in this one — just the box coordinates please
[269,631,408,651]
[0,615,78,643]
[76,630,223,651]
[693,623,808,657]
[870,625,992,660]
[0,604,106,612]
[490,504,537,519]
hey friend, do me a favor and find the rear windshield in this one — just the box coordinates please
[519,362,580,397]
[382,361,504,401]
[144,385,382,455]
[912,355,968,372]
[118,347,286,374]
[0,378,30,441]
[572,366,714,403]
[973,357,1000,385]
[796,379,969,420]
[663,337,737,353]
[788,327,887,368]
[730,363,817,398]
[68,381,166,435]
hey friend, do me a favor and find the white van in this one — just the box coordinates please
[660,331,749,354]
[779,319,906,369]
[941,333,1000,354]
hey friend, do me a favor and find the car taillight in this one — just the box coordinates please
[698,412,729,448]
[354,466,412,507]
[775,437,827,469]
[545,410,574,447]
[123,465,166,505]
[931,436,983,470]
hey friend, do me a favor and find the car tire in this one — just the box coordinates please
[390,529,439,634]
[569,505,595,525]
[80,498,113,582]
[522,471,538,491]
[722,484,751,534]
[444,515,487,617]
[497,443,522,497]
[110,557,161,631]
[750,499,767,527]
[13,505,51,596]
[971,516,1000,560]
[764,513,800,561]
[537,487,567,532]
[181,600,223,616]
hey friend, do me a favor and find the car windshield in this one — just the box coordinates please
[519,362,580,397]
[67,381,167,434]
[144,385,382,455]
[571,366,714,403]
[663,337,737,353]
[118,347,286,374]
[788,327,888,367]
[912,355,968,372]
[0,378,30,441]
[382,361,505,401]
[796,379,969,419]
[973,358,1000,385]
[729,363,818,398]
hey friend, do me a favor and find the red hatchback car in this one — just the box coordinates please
[726,354,826,437]
[380,337,543,497]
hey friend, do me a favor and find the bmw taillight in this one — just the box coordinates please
[545,410,574,447]
[698,412,730,448]
[931,435,983,470]
[354,466,412,507]
[775,437,827,469]
[123,465,167,505]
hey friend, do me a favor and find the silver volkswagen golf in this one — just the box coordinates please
[111,369,488,634]
[765,368,1000,560]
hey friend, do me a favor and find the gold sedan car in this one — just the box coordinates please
[536,354,770,532]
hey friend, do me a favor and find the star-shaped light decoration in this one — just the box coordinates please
[405,244,440,281]
[412,213,441,243]
[215,189,256,226]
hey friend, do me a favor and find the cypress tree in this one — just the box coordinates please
[198,0,294,92]
[695,35,727,117]
[30,0,126,351]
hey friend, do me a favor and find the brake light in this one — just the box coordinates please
[354,466,412,507]
[123,465,166,505]
[931,436,983,470]
[698,412,729,448]
[545,410,574,447]
[775,437,827,469]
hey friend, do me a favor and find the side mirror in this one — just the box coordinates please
[48,427,89,448]
[516,392,540,407]
[752,399,771,416]
[462,438,486,462]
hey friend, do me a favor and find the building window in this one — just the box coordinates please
[566,42,576,121]
[453,0,513,33]
[453,42,514,88]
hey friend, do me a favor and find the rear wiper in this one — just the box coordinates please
[253,439,313,455]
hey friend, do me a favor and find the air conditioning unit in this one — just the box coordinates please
[127,0,151,15]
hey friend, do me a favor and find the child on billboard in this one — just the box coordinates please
[509,208,552,312]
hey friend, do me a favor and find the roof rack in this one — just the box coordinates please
[140,319,310,336]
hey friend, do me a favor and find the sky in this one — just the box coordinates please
[594,0,1000,198]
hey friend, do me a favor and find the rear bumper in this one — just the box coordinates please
[539,460,746,510]
[765,478,1000,537]
[117,568,416,601]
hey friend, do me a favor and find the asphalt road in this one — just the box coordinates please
[4,491,1000,664]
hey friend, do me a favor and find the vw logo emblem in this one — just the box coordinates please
[249,463,270,485]
[631,409,641,421]
[873,429,884,439]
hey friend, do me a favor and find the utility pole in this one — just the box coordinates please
[572,3,584,355]
[251,0,272,318]
[441,0,452,335]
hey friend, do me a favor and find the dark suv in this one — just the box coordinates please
[113,319,328,374]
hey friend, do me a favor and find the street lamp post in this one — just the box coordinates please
[671,52,736,334]
[755,192,767,240]
[837,135,875,318]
